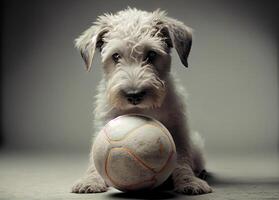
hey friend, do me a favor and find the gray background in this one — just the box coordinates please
[1,0,278,158]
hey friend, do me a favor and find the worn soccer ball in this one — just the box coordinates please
[93,114,177,192]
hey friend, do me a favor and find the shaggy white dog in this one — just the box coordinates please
[72,8,212,195]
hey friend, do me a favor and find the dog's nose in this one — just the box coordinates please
[125,90,147,105]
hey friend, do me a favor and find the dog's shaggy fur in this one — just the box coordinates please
[72,8,212,195]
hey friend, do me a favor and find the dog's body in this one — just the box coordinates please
[72,8,212,195]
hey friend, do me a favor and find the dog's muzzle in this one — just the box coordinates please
[123,90,147,105]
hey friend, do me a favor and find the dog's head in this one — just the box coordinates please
[75,8,192,110]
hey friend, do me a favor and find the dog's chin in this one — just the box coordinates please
[123,103,157,110]
[110,98,164,111]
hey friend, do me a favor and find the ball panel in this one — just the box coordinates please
[105,147,155,190]
[153,151,177,188]
[121,178,157,191]
[104,115,148,141]
[93,130,111,178]
[123,124,173,172]
[148,121,176,151]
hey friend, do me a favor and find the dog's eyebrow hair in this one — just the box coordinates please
[146,47,167,56]
[102,45,125,60]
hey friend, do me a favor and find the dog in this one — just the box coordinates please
[72,8,212,195]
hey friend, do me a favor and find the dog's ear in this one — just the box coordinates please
[155,25,174,49]
[75,25,108,71]
[157,17,192,68]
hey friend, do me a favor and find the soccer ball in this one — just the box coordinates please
[93,114,176,192]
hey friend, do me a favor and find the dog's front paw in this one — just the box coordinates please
[71,177,108,193]
[174,177,212,195]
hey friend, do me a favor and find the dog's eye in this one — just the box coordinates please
[112,53,121,63]
[145,51,157,63]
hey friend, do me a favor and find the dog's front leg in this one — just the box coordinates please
[71,147,108,193]
[172,153,212,195]
[171,127,212,195]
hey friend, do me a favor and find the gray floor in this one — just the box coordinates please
[0,151,279,200]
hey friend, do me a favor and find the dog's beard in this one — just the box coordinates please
[106,67,166,110]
